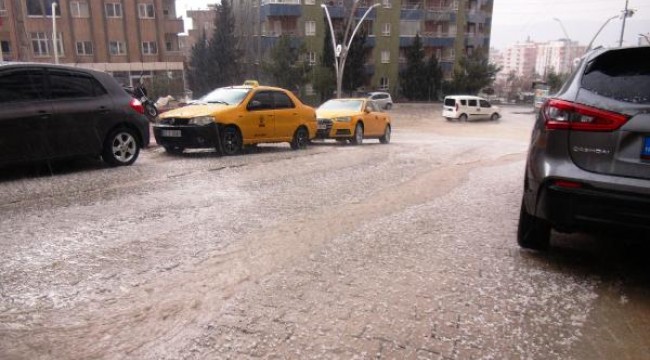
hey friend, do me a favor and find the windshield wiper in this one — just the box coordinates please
[207,100,229,105]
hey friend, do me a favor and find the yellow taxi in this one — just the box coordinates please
[153,83,317,155]
[315,98,391,144]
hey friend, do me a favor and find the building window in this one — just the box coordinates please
[70,1,90,18]
[27,0,61,16]
[305,21,316,36]
[381,50,390,63]
[382,23,390,36]
[30,32,50,56]
[400,20,420,36]
[1,40,10,54]
[142,41,157,55]
[307,51,316,66]
[304,0,315,4]
[105,2,123,18]
[382,0,391,8]
[0,0,6,14]
[379,76,389,90]
[54,32,64,56]
[138,3,155,19]
[109,41,126,55]
[76,41,93,55]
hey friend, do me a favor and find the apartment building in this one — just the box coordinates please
[535,39,585,76]
[0,0,185,94]
[181,5,218,59]
[231,0,493,97]
[500,41,538,78]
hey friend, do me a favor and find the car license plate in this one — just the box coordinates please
[161,129,181,137]
[317,124,326,130]
[642,137,650,159]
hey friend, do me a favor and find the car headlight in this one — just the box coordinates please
[334,116,351,122]
[188,116,215,126]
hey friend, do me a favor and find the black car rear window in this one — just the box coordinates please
[582,47,650,104]
[444,98,455,106]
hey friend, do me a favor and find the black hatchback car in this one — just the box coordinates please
[0,63,150,168]
[518,46,650,250]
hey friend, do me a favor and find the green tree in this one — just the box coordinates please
[261,35,311,91]
[446,48,500,95]
[206,0,241,88]
[187,31,212,98]
[424,55,443,101]
[314,25,336,102]
[342,29,368,95]
[399,34,427,100]
[546,69,569,93]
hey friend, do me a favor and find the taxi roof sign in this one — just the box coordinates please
[243,80,259,87]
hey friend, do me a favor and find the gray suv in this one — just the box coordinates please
[518,46,650,250]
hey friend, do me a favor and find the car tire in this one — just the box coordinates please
[445,117,452,121]
[517,200,551,250]
[491,113,499,121]
[290,127,309,150]
[459,114,468,122]
[350,122,364,145]
[102,127,140,166]
[221,126,242,156]
[379,125,391,144]
[164,146,184,155]
[385,103,392,110]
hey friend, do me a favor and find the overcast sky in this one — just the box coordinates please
[176,0,650,49]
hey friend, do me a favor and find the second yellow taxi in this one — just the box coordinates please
[315,98,391,145]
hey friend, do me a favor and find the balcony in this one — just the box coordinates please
[322,4,345,19]
[354,7,377,20]
[400,8,424,20]
[260,0,302,18]
[163,18,184,34]
[260,35,303,51]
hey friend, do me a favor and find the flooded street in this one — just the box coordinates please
[1,104,648,359]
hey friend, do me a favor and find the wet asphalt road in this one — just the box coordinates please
[0,104,648,359]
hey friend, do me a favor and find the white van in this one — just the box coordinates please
[442,95,500,121]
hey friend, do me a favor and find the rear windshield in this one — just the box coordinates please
[444,98,455,106]
[582,47,650,104]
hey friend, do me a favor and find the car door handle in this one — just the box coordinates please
[38,110,51,119]
[97,106,110,114]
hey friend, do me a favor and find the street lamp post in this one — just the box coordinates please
[321,1,380,98]
[586,15,618,52]
[52,1,59,64]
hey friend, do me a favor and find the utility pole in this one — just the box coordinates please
[619,0,633,47]
[52,1,59,64]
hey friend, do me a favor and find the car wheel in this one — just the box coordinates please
[102,127,140,166]
[490,113,499,121]
[379,125,391,144]
[517,200,551,250]
[290,127,309,150]
[164,146,184,155]
[459,114,468,122]
[385,103,392,110]
[221,126,242,156]
[350,122,364,145]
[445,117,452,121]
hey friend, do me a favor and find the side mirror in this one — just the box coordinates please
[248,100,262,110]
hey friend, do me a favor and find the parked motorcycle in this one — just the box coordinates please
[124,79,158,120]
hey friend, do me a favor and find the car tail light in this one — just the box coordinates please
[553,179,583,189]
[543,99,630,131]
[129,98,145,114]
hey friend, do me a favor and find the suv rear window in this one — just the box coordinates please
[444,98,455,106]
[582,47,650,104]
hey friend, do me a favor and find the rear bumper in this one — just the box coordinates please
[538,181,650,232]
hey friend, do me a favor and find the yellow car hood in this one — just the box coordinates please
[316,110,360,118]
[160,104,232,118]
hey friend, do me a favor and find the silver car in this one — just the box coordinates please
[518,46,650,250]
[367,91,393,110]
